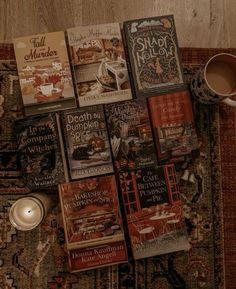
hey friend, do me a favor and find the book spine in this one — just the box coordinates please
[55,112,69,182]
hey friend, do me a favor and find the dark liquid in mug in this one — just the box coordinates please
[206,61,236,95]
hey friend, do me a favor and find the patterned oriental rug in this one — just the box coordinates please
[0,44,236,289]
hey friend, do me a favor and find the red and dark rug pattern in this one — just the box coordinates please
[1,44,235,289]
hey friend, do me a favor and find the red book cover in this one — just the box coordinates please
[119,165,189,259]
[68,240,127,272]
[59,175,127,254]
[148,89,198,162]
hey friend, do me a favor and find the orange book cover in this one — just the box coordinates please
[119,165,189,259]
[59,175,127,253]
[148,89,198,162]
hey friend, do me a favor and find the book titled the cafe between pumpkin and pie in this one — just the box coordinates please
[13,31,76,116]
[58,175,128,271]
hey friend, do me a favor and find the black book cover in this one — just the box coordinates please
[15,113,66,189]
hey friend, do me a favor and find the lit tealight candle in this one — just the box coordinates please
[9,193,51,231]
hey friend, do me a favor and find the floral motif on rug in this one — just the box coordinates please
[0,45,232,289]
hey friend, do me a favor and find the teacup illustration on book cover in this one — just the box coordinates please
[13,31,76,115]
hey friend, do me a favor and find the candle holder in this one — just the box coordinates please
[9,192,51,231]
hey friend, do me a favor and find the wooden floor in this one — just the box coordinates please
[0,0,235,47]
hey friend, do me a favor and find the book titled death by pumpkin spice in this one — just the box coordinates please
[13,31,76,116]
[59,175,127,271]
[123,15,185,97]
[60,105,113,180]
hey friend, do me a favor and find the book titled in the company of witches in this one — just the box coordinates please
[13,31,76,116]
[59,175,128,272]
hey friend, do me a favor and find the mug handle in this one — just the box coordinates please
[222,97,236,107]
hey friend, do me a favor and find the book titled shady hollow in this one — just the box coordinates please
[123,15,185,97]
[13,31,76,116]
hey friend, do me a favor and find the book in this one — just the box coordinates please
[119,165,189,260]
[58,175,128,270]
[148,89,199,162]
[123,15,185,97]
[105,98,157,171]
[60,105,113,179]
[14,113,67,189]
[13,31,76,116]
[67,241,127,272]
[67,23,132,106]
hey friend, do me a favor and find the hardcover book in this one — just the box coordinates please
[119,164,189,259]
[14,113,66,189]
[67,241,127,272]
[60,105,113,179]
[123,15,185,97]
[67,23,132,106]
[105,98,157,171]
[58,175,128,269]
[13,31,76,116]
[148,89,199,162]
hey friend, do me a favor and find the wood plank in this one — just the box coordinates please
[0,0,234,47]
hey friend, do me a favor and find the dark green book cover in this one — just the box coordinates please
[123,15,185,97]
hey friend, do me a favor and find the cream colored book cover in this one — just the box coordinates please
[67,23,132,107]
[13,31,76,115]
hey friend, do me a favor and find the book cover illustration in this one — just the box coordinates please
[60,105,113,179]
[13,31,76,116]
[68,241,127,272]
[148,89,199,162]
[119,165,189,259]
[105,99,157,171]
[59,175,127,252]
[67,23,132,106]
[14,113,66,189]
[123,15,184,97]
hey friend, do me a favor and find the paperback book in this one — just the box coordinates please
[14,113,66,189]
[119,164,189,259]
[123,15,185,97]
[59,175,127,271]
[105,98,157,171]
[13,31,76,115]
[148,89,199,162]
[60,105,113,179]
[67,22,132,106]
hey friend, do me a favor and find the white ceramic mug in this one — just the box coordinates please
[190,53,236,107]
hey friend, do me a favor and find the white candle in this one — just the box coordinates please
[9,196,44,231]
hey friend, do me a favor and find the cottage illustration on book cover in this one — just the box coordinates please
[148,89,199,162]
[67,23,132,106]
[123,15,184,97]
[60,105,113,179]
[59,175,127,253]
[105,98,157,171]
[14,113,66,189]
[13,31,76,116]
[119,165,189,259]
